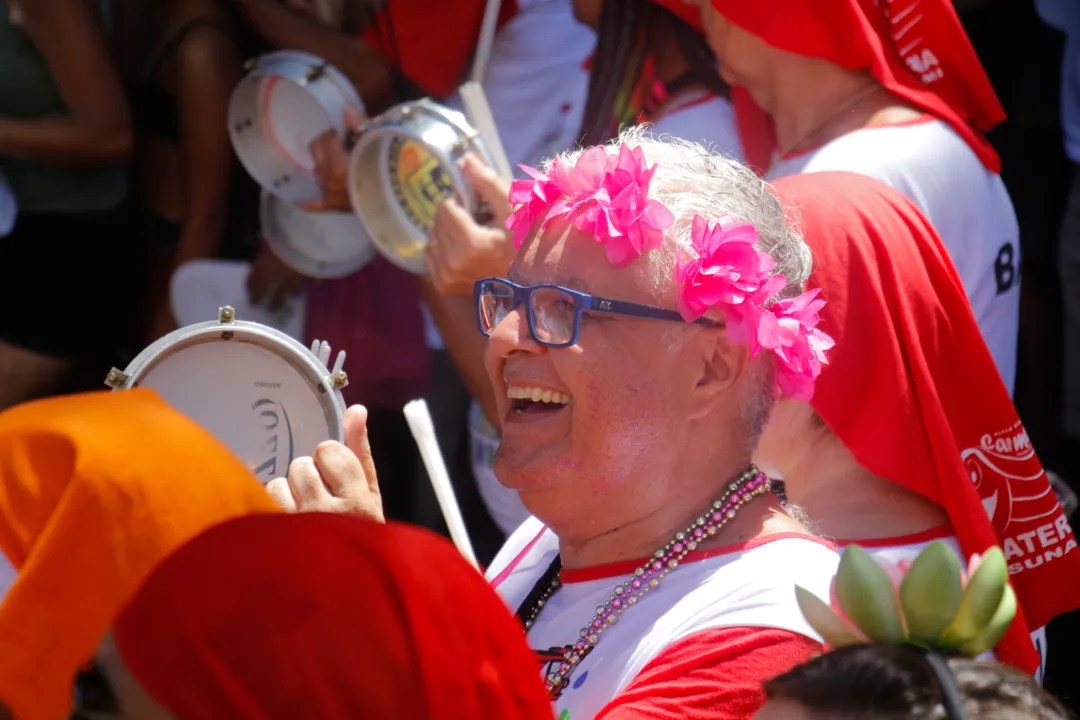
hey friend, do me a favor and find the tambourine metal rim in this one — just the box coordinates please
[229,50,363,204]
[346,99,494,275]
[105,308,347,444]
[259,190,376,279]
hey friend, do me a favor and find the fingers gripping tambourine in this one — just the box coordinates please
[229,50,364,204]
[105,307,348,485]
[346,99,498,274]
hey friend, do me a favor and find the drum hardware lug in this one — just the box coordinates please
[104,367,129,389]
[400,105,413,118]
[344,128,362,151]
[218,306,236,324]
[243,57,256,71]
[304,62,329,84]
[330,371,349,390]
[450,141,464,155]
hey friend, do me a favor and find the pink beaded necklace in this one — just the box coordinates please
[519,466,772,698]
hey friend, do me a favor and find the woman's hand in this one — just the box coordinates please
[300,105,366,213]
[246,243,311,311]
[267,405,384,522]
[425,153,517,295]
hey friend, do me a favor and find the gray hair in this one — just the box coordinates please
[541,126,812,447]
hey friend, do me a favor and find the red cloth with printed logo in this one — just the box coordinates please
[771,172,1080,676]
[708,0,1005,173]
[113,514,553,719]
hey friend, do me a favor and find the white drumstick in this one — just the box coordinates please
[459,82,513,183]
[403,399,480,569]
[470,0,503,85]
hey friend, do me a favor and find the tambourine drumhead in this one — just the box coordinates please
[260,191,376,279]
[108,314,346,485]
[170,258,307,339]
[347,100,494,274]
[229,50,363,204]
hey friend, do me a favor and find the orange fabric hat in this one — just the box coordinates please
[0,389,280,720]
[114,513,553,719]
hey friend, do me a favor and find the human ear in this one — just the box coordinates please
[687,326,749,420]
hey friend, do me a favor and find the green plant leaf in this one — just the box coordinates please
[834,545,906,644]
[960,583,1017,657]
[900,541,965,643]
[795,584,863,648]
[941,547,1008,647]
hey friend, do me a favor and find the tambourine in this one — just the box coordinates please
[105,307,348,485]
[347,99,496,274]
[260,190,376,279]
[229,50,363,204]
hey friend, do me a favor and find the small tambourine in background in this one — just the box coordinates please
[228,50,363,204]
[259,190,376,279]
[105,307,347,485]
[347,99,496,274]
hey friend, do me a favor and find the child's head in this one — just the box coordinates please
[756,644,1070,720]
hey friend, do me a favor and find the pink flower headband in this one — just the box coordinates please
[505,144,834,400]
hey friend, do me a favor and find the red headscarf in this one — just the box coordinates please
[0,390,279,720]
[770,172,1080,675]
[113,513,553,719]
[707,0,1006,173]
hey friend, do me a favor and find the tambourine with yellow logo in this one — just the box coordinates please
[105,307,347,485]
[346,99,497,274]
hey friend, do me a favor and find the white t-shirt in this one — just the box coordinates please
[423,0,595,351]
[469,94,746,535]
[649,91,743,161]
[487,518,839,719]
[847,529,1047,685]
[766,118,1020,394]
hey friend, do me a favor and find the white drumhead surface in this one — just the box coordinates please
[137,341,331,484]
[170,260,306,340]
[262,76,331,171]
[261,192,375,278]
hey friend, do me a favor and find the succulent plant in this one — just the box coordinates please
[796,541,1016,657]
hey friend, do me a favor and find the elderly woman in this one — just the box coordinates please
[754,171,1080,684]
[98,513,553,718]
[696,0,1020,395]
[0,389,279,720]
[272,130,839,718]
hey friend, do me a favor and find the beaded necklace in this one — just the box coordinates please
[517,467,772,698]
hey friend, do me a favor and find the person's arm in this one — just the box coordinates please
[233,0,395,110]
[419,280,502,429]
[0,0,132,164]
[595,628,821,719]
[173,27,245,265]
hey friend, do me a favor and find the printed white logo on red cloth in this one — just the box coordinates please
[962,421,1079,575]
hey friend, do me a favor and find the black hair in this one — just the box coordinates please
[578,0,730,147]
[763,644,1072,720]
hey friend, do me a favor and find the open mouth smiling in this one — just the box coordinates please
[506,385,573,419]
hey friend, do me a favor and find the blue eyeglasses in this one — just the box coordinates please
[474,277,719,348]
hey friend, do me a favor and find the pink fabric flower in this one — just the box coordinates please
[504,145,674,266]
[676,214,834,401]
[760,289,835,401]
[676,215,778,323]
[506,166,562,250]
